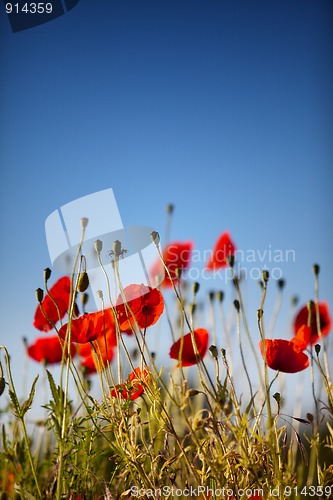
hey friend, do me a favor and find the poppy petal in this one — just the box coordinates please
[259,339,309,373]
[169,328,209,367]
[206,232,236,271]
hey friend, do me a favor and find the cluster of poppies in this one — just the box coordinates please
[28,231,332,402]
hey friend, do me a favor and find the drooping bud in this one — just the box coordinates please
[36,288,44,303]
[81,217,89,229]
[44,268,52,282]
[187,389,200,397]
[94,239,103,254]
[77,272,89,292]
[150,231,160,245]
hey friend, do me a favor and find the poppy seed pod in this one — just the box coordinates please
[78,272,89,292]
[94,239,103,254]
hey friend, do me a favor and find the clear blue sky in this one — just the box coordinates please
[0,0,332,407]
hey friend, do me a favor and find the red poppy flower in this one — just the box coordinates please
[78,330,116,374]
[291,325,311,350]
[293,302,331,345]
[59,308,115,344]
[110,367,149,400]
[259,339,309,373]
[169,328,209,367]
[206,231,236,271]
[33,277,73,332]
[116,284,164,334]
[151,241,193,287]
[27,335,76,365]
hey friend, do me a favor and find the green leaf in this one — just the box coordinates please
[46,369,59,405]
[21,375,39,417]
[8,388,21,417]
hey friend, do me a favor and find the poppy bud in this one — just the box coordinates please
[313,264,320,276]
[258,280,264,290]
[44,268,52,282]
[306,412,314,422]
[113,240,122,257]
[187,389,200,397]
[208,290,215,302]
[96,290,103,300]
[216,291,224,303]
[233,300,240,312]
[150,231,160,245]
[81,217,89,229]
[94,239,103,254]
[77,272,89,292]
[262,270,269,283]
[209,345,218,359]
[307,300,315,313]
[80,292,89,306]
[291,295,299,306]
[257,308,264,320]
[192,282,200,295]
[228,255,235,268]
[277,278,285,290]
[36,288,44,303]
[0,377,5,397]
[221,348,226,358]
[166,203,174,214]
[315,344,321,355]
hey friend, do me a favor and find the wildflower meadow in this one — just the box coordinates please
[0,204,332,500]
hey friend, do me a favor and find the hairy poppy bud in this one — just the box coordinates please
[36,288,44,303]
[150,231,160,245]
[81,217,89,229]
[209,345,218,359]
[94,239,103,254]
[113,240,122,257]
[77,272,89,292]
[166,203,174,214]
[80,292,89,306]
[228,255,235,268]
[277,278,285,290]
[233,300,240,312]
[313,264,320,276]
[0,377,5,397]
[262,270,269,283]
[44,268,52,282]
